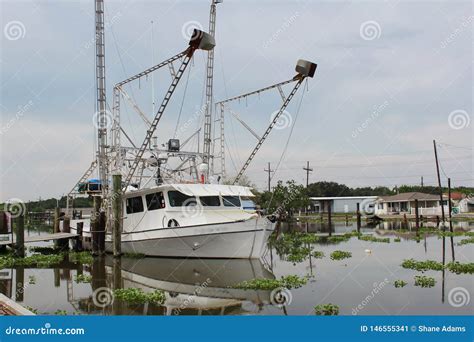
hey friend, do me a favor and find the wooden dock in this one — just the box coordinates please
[0,233,78,246]
[0,293,35,316]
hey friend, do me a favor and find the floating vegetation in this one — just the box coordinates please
[54,309,68,315]
[394,280,407,288]
[330,250,352,260]
[113,288,166,305]
[233,275,308,290]
[414,275,436,288]
[458,237,474,246]
[311,251,325,259]
[0,254,63,268]
[446,262,474,275]
[394,238,401,242]
[359,235,390,243]
[74,274,92,283]
[401,259,444,272]
[68,251,93,265]
[28,276,36,285]
[314,303,339,315]
[25,306,38,314]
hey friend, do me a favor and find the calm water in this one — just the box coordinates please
[2,221,473,315]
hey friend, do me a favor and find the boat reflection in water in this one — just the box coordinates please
[76,256,275,315]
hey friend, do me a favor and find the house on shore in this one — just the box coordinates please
[374,192,449,216]
[309,196,378,214]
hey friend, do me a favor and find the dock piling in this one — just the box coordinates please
[356,203,361,233]
[75,222,84,252]
[112,173,123,257]
[414,199,420,232]
[14,213,25,258]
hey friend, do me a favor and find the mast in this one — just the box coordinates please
[95,0,108,198]
[203,0,222,179]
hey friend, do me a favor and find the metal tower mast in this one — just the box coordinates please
[95,0,108,197]
[203,0,222,178]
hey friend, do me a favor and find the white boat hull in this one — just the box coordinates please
[71,217,274,259]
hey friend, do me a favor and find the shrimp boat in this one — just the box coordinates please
[66,0,316,259]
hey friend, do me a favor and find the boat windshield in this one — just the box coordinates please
[168,191,197,207]
[222,196,241,208]
[200,196,221,206]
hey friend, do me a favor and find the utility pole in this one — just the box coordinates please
[264,162,274,192]
[303,161,313,188]
[421,176,424,188]
[433,140,446,230]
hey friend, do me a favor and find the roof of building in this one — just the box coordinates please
[378,192,446,202]
[309,196,378,201]
[443,192,465,201]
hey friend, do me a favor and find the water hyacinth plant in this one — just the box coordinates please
[233,275,309,290]
[113,288,166,304]
[414,275,436,288]
[359,235,390,243]
[446,261,474,274]
[74,274,92,283]
[330,250,352,260]
[314,303,339,315]
[401,259,444,272]
[394,280,407,288]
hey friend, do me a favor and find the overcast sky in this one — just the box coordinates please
[0,0,472,202]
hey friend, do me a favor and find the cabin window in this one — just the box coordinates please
[146,192,165,211]
[168,191,197,207]
[200,196,221,207]
[222,196,241,207]
[241,196,256,210]
[126,196,144,214]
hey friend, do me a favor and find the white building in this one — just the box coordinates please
[309,196,378,214]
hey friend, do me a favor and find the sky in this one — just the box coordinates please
[0,0,472,202]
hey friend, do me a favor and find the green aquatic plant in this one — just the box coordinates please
[74,274,92,283]
[359,235,390,243]
[311,251,325,259]
[446,261,474,275]
[68,251,93,265]
[394,238,401,242]
[458,237,474,246]
[414,275,436,288]
[28,246,61,255]
[0,254,63,268]
[233,275,309,290]
[330,250,352,260]
[54,309,68,315]
[401,259,444,272]
[113,288,166,304]
[25,306,38,314]
[314,303,339,315]
[394,280,407,288]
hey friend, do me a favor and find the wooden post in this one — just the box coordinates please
[403,213,408,230]
[345,214,349,226]
[0,211,6,253]
[433,140,446,230]
[414,199,419,233]
[91,196,101,256]
[447,178,453,233]
[15,266,24,302]
[327,201,332,237]
[112,174,123,257]
[53,207,60,233]
[356,203,361,233]
[98,211,106,254]
[75,222,84,252]
[15,213,25,258]
[58,216,71,250]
